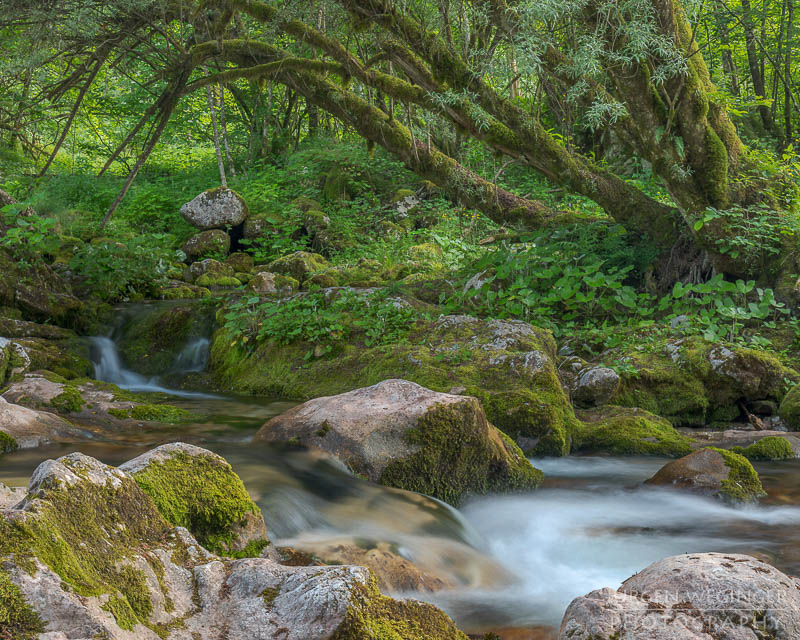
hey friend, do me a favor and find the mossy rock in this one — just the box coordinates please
[256,380,542,506]
[0,431,18,454]
[195,274,242,288]
[181,229,231,260]
[408,242,443,263]
[225,252,255,273]
[611,337,797,426]
[304,209,330,235]
[646,447,766,503]
[120,444,269,556]
[215,312,578,457]
[574,406,694,457]
[330,573,467,640]
[304,272,340,289]
[323,168,354,201]
[0,453,175,630]
[48,386,84,413]
[107,403,195,423]
[115,302,215,377]
[291,196,322,212]
[158,283,211,300]
[267,250,331,283]
[0,569,44,639]
[779,384,800,429]
[731,436,795,461]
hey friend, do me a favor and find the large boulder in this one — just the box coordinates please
[646,447,765,503]
[180,187,249,230]
[254,379,542,506]
[120,443,269,556]
[214,303,686,457]
[181,229,231,260]
[559,553,800,640]
[0,449,467,640]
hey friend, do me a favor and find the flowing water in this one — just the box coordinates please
[4,309,800,636]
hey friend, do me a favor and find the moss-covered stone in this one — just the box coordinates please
[710,447,767,503]
[0,454,174,631]
[291,196,322,212]
[779,384,800,429]
[731,436,795,461]
[181,229,231,260]
[0,431,18,454]
[107,403,195,423]
[48,386,84,413]
[195,274,242,287]
[214,312,578,456]
[225,252,255,273]
[115,302,214,377]
[331,573,467,640]
[125,448,268,556]
[611,337,796,426]
[267,250,331,283]
[304,209,330,235]
[0,569,44,639]
[378,402,542,506]
[574,406,694,457]
[158,284,211,300]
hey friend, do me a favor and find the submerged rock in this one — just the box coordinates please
[0,448,467,640]
[180,187,249,230]
[645,447,765,503]
[254,379,542,506]
[559,553,800,640]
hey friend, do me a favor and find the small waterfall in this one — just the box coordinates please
[173,338,210,373]
[89,336,215,399]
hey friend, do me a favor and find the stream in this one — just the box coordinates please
[3,316,800,636]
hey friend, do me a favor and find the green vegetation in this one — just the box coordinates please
[379,402,543,506]
[708,447,767,503]
[0,569,44,640]
[731,436,795,461]
[0,431,18,454]
[129,450,268,556]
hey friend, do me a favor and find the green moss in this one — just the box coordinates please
[291,196,322,212]
[708,447,766,503]
[130,451,267,556]
[261,586,280,609]
[574,406,694,457]
[195,274,242,287]
[159,285,211,300]
[267,251,331,283]
[108,404,195,423]
[0,430,18,454]
[103,594,139,631]
[0,456,175,631]
[210,313,578,456]
[0,569,44,639]
[49,386,84,413]
[378,402,542,506]
[731,436,794,461]
[780,385,800,429]
[331,573,467,640]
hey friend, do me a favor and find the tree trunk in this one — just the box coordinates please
[205,74,227,187]
[741,0,775,132]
